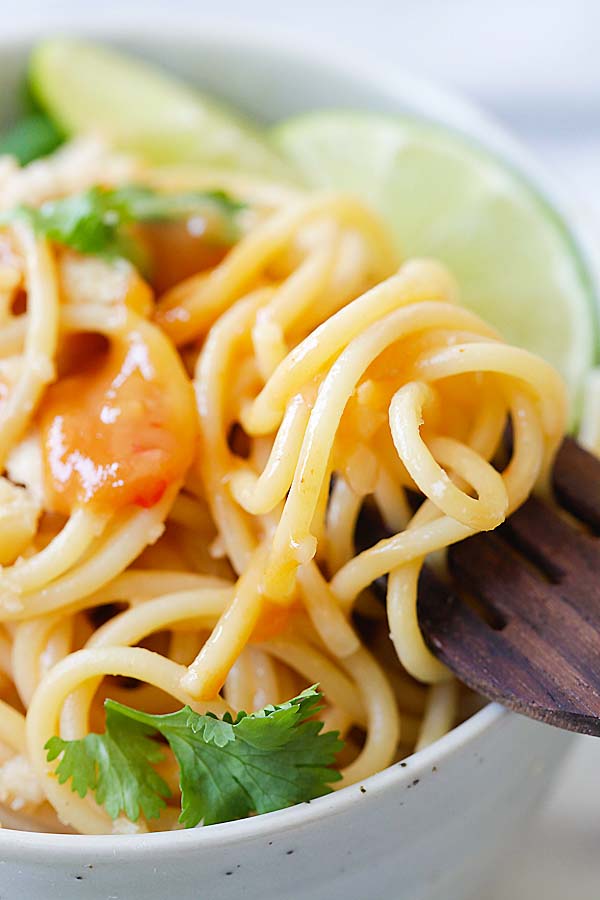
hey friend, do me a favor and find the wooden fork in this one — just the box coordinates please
[417,437,600,736]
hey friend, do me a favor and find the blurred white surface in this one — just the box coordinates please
[490,737,600,900]
[1,1,600,897]
[3,0,600,110]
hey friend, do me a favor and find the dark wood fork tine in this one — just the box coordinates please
[417,567,600,736]
[449,531,549,618]
[449,529,600,676]
[417,567,545,700]
[501,494,595,579]
[421,570,600,736]
[502,497,600,631]
[553,436,600,531]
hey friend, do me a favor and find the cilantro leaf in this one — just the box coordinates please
[0,185,243,265]
[45,686,343,828]
[46,705,171,822]
[0,113,64,165]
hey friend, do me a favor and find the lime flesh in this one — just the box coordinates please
[30,39,291,178]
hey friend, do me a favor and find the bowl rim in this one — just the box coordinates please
[0,17,595,856]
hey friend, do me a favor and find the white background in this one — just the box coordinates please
[2,1,600,896]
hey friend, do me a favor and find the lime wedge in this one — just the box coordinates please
[273,112,597,409]
[29,39,291,178]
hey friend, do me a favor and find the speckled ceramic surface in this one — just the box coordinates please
[0,22,588,900]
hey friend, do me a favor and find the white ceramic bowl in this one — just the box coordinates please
[0,21,590,900]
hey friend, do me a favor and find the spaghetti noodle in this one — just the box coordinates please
[0,138,567,834]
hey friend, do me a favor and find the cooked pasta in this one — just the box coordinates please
[0,136,567,835]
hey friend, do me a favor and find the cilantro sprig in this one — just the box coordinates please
[45,686,342,827]
[0,184,243,266]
